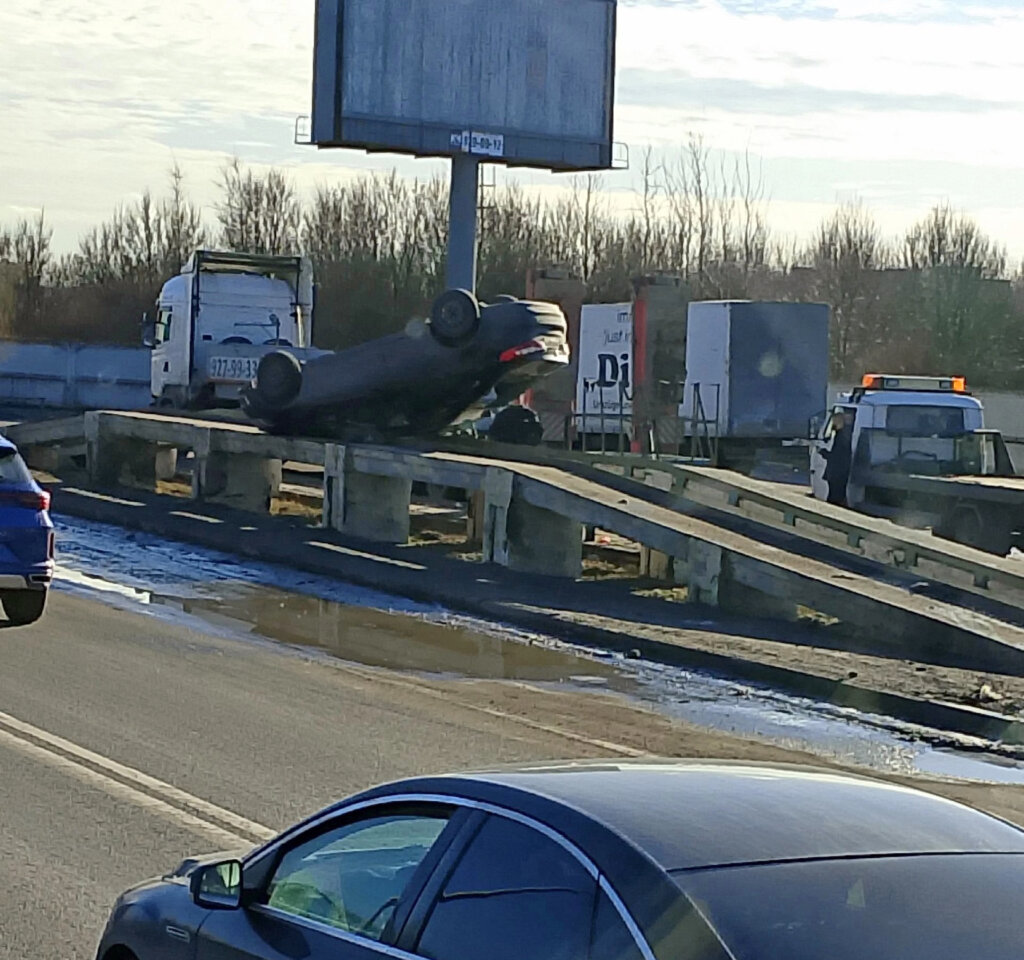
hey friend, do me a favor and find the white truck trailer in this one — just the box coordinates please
[145,251,317,409]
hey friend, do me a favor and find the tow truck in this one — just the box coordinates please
[810,374,1024,555]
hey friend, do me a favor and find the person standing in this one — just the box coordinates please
[823,410,853,506]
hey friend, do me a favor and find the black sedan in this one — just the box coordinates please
[241,290,569,443]
[95,759,1024,960]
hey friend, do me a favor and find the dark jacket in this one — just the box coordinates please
[823,427,852,482]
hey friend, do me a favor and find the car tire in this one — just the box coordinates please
[3,589,46,626]
[429,289,480,346]
[488,406,543,446]
[255,351,303,409]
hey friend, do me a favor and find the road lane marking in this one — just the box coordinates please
[0,726,250,847]
[0,709,276,844]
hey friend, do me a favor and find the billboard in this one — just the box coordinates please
[312,0,617,171]
[576,303,633,431]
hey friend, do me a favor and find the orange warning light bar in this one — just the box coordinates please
[860,374,968,393]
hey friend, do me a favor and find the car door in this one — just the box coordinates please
[194,803,460,960]
[398,811,634,960]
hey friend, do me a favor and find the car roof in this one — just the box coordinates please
[363,760,1024,872]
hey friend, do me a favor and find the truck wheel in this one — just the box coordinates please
[489,406,543,446]
[255,351,302,409]
[3,589,46,626]
[430,290,480,346]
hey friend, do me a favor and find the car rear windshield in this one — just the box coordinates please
[674,853,1024,960]
[0,448,33,484]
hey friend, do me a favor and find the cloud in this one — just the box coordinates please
[3,0,1024,258]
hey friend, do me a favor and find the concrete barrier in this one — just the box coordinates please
[0,342,150,409]
[15,409,1024,675]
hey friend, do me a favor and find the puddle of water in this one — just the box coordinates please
[50,516,1024,785]
[153,583,619,684]
[914,748,1024,785]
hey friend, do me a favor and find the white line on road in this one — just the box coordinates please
[0,709,276,845]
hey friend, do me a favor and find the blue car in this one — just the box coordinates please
[96,760,1024,960]
[0,435,53,625]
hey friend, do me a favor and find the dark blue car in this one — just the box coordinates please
[0,435,53,625]
[96,760,1024,960]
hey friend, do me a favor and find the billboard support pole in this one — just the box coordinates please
[446,154,480,293]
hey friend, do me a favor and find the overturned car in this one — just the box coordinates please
[240,290,569,443]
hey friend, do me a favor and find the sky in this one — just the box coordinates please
[2,0,1023,258]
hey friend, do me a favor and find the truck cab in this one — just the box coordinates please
[147,250,314,409]
[810,375,986,510]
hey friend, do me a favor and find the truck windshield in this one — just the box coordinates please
[885,405,965,437]
[675,853,1024,960]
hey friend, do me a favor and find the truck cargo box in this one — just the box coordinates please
[683,301,830,440]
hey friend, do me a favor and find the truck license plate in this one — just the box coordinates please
[208,357,259,382]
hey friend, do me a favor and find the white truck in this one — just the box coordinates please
[144,250,317,409]
[810,373,1024,554]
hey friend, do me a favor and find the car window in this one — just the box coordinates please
[674,853,1024,960]
[0,449,32,485]
[264,811,449,941]
[416,814,597,960]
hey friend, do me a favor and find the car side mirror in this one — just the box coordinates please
[141,313,156,348]
[190,860,243,910]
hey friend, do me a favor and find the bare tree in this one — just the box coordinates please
[218,158,300,255]
[807,201,887,377]
[902,204,1011,373]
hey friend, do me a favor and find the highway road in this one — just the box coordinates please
[0,588,624,958]
[6,585,1024,959]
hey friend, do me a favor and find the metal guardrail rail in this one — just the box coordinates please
[429,436,1024,610]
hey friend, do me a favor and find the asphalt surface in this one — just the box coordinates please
[9,583,1024,960]
[0,589,606,959]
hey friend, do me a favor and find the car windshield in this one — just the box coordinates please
[0,448,33,484]
[885,404,965,438]
[674,853,1024,960]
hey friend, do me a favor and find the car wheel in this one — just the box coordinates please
[255,351,303,409]
[488,406,543,446]
[429,289,480,346]
[3,589,46,626]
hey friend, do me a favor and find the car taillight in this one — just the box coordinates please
[0,490,50,511]
[499,339,545,363]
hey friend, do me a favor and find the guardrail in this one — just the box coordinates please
[431,438,1024,611]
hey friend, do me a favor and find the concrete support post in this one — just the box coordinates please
[506,496,583,578]
[481,468,513,565]
[192,427,281,513]
[466,491,485,545]
[323,445,411,543]
[344,471,412,543]
[677,540,723,605]
[639,547,682,583]
[22,445,60,473]
[322,443,346,531]
[85,411,177,488]
[85,411,114,485]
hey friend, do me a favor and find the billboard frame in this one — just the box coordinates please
[311,0,618,173]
